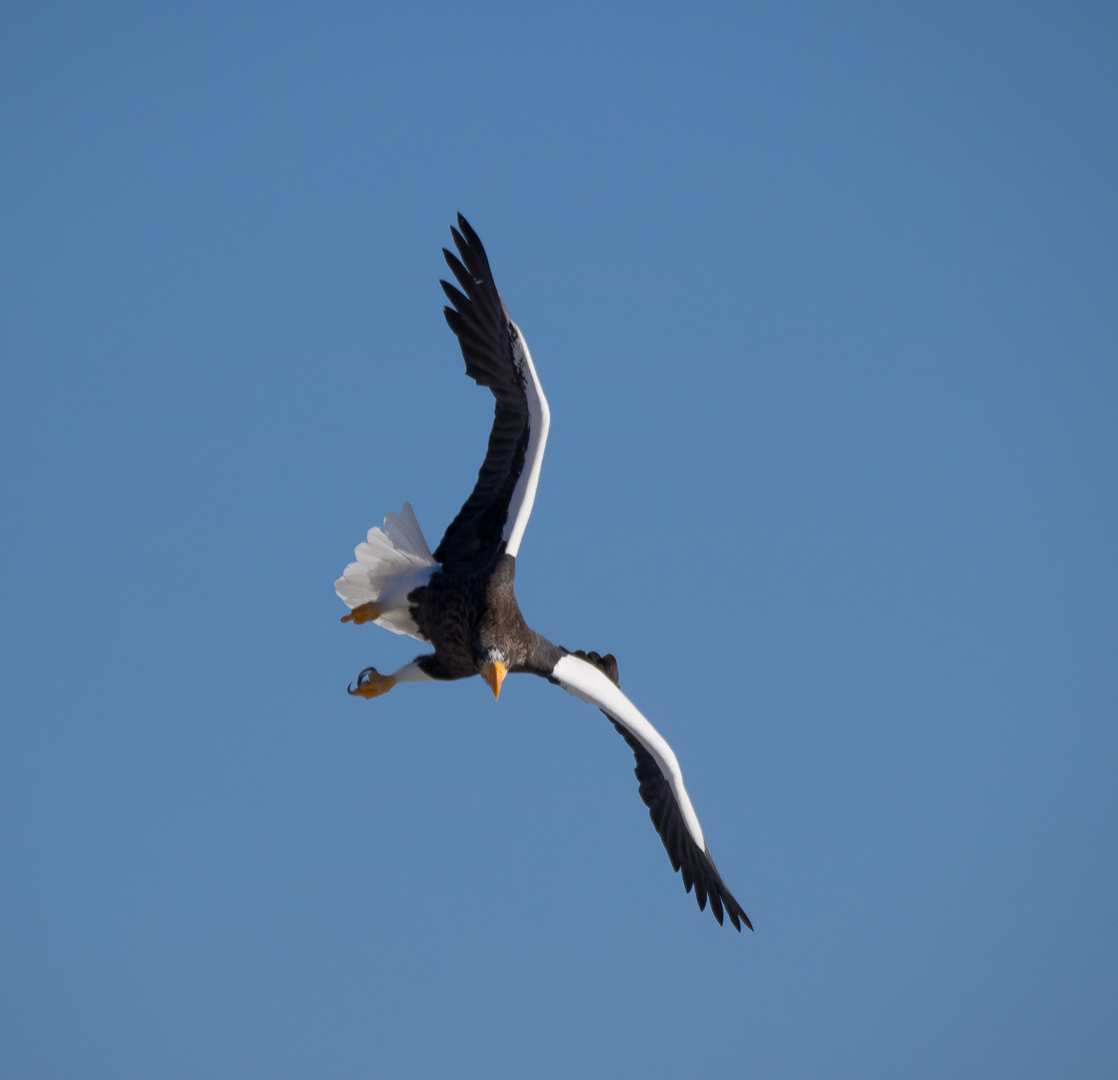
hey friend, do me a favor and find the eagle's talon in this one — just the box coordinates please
[347,667,397,699]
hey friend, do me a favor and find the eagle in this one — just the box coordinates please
[336,216,751,931]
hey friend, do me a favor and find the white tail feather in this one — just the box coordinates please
[383,503,433,562]
[335,502,439,641]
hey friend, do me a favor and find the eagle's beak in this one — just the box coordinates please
[481,661,507,701]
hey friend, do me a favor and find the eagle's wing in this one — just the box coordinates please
[550,651,752,931]
[435,214,550,570]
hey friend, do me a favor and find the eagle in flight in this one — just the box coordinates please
[336,216,751,931]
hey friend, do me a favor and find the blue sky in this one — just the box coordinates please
[1,2,1115,1076]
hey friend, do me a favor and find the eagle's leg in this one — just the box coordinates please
[347,657,440,699]
[341,601,381,625]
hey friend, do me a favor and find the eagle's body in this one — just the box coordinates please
[408,554,558,682]
[336,216,751,931]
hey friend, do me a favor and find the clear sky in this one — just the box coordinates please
[1,2,1115,1076]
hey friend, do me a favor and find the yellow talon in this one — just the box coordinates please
[348,668,397,699]
[342,601,382,625]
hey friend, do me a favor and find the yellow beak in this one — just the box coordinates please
[481,661,507,700]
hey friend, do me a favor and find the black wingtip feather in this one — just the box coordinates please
[442,249,478,298]
[709,890,725,926]
[449,226,483,284]
[455,213,487,261]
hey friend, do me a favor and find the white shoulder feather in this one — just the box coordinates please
[502,325,550,559]
[550,653,707,851]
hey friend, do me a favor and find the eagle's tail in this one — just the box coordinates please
[335,503,438,641]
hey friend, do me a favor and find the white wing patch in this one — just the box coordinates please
[551,653,708,851]
[502,325,550,560]
[335,502,438,641]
